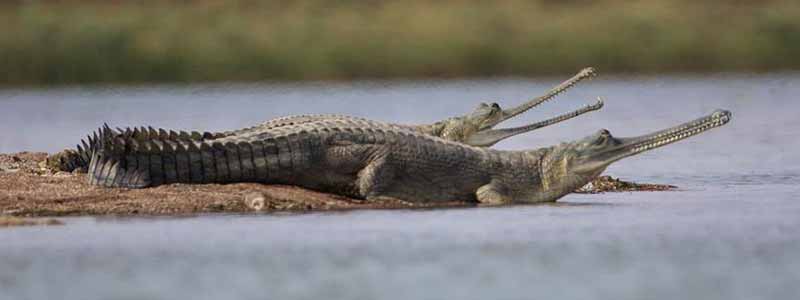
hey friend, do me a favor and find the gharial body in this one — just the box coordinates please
[69,67,601,169]
[211,67,602,148]
[85,109,731,204]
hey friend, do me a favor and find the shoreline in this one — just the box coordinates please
[1,152,674,221]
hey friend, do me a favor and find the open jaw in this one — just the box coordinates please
[494,67,597,127]
[591,109,732,167]
[466,98,605,147]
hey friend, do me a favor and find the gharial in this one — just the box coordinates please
[207,67,602,148]
[83,109,731,204]
[63,67,601,170]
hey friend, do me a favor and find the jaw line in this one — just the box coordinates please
[469,98,604,146]
[495,67,597,127]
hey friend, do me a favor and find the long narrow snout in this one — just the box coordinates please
[466,98,604,147]
[600,109,732,164]
[492,67,597,128]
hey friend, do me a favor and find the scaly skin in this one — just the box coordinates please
[69,68,600,170]
[213,67,600,146]
[86,110,731,204]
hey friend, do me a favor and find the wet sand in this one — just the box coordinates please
[0,152,674,220]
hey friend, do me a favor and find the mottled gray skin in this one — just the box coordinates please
[87,110,730,204]
[214,67,600,147]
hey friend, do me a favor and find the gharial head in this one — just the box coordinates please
[468,101,506,130]
[536,109,732,201]
[464,98,604,147]
[440,67,599,147]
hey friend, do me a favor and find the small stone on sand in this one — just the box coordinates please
[245,192,267,211]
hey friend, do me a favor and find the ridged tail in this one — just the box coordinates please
[75,125,224,173]
[85,124,304,188]
[87,125,151,188]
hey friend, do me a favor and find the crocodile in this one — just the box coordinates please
[85,110,731,204]
[65,67,600,170]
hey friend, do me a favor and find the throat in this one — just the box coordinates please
[538,148,600,196]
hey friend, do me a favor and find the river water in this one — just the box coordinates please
[1,73,799,299]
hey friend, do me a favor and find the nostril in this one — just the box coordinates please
[582,67,597,77]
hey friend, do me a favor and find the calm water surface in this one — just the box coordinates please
[1,74,799,299]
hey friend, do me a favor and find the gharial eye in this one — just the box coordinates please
[593,135,607,146]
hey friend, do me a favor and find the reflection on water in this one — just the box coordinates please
[1,73,799,300]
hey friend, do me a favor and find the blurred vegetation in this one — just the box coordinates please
[1,0,799,85]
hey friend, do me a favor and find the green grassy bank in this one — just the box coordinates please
[1,0,799,85]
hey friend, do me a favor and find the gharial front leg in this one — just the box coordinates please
[476,180,513,205]
[356,155,399,201]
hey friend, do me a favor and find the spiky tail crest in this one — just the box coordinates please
[75,125,222,173]
[86,124,151,188]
